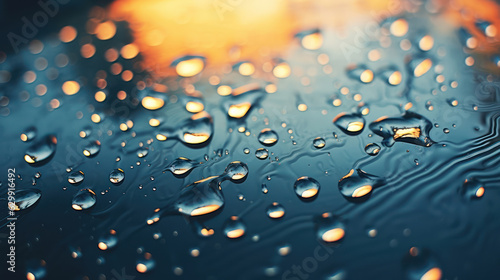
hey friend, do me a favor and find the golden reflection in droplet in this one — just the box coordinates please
[273,62,291,78]
[156,134,167,141]
[354,94,362,101]
[96,21,116,40]
[228,102,251,118]
[27,272,36,280]
[322,228,345,243]
[465,56,475,66]
[419,35,434,51]
[476,187,485,198]
[347,121,364,132]
[352,185,372,197]
[149,118,160,127]
[420,267,442,280]
[186,101,204,113]
[24,155,36,164]
[20,134,28,142]
[317,53,329,65]
[466,37,478,49]
[388,71,402,85]
[404,102,413,111]
[298,104,307,111]
[341,169,355,180]
[333,99,342,106]
[136,263,148,273]
[301,33,323,50]
[414,58,432,77]
[35,84,47,96]
[183,132,210,144]
[269,210,285,219]
[98,242,108,251]
[121,43,140,59]
[190,205,220,216]
[485,25,497,37]
[141,96,165,110]
[95,91,106,102]
[226,229,245,239]
[201,228,214,236]
[394,127,421,139]
[239,62,255,76]
[301,188,318,199]
[175,58,204,77]
[360,69,374,83]
[217,85,232,96]
[91,113,101,123]
[59,26,77,43]
[119,123,128,131]
[390,18,409,37]
[62,81,80,95]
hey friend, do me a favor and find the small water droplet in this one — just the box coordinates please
[109,169,125,184]
[255,148,269,160]
[223,216,246,239]
[68,170,84,185]
[266,202,285,219]
[258,128,279,146]
[83,140,101,157]
[364,143,381,156]
[72,189,96,210]
[313,137,326,149]
[294,176,320,199]
[24,135,57,165]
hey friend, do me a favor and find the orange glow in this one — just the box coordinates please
[59,26,77,43]
[81,43,96,58]
[141,96,165,110]
[136,263,148,273]
[190,205,220,216]
[62,81,80,95]
[476,187,485,197]
[352,185,372,197]
[322,228,345,242]
[421,267,442,280]
[98,242,108,250]
[95,20,116,40]
[414,58,432,77]
[27,272,36,280]
[201,228,214,236]
[226,229,245,239]
[121,44,140,59]
[301,189,318,198]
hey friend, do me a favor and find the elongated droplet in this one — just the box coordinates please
[369,112,434,147]
[11,189,41,211]
[165,157,199,176]
[338,169,384,201]
[333,113,365,136]
[175,176,224,216]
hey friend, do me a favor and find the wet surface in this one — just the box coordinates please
[1,0,500,279]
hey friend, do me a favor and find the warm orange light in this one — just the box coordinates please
[96,21,116,40]
[59,26,77,43]
[421,267,442,280]
[62,81,80,95]
[322,228,345,242]
[121,44,140,59]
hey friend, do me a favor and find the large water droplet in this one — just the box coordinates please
[109,169,125,184]
[171,55,205,77]
[338,169,385,200]
[68,170,84,185]
[165,157,200,176]
[258,129,279,146]
[83,140,101,157]
[72,189,96,210]
[11,189,41,211]
[174,176,224,216]
[294,176,320,199]
[24,135,57,165]
[222,84,265,119]
[224,161,249,181]
[316,213,345,243]
[266,202,285,219]
[223,216,246,239]
[333,113,365,136]
[369,112,434,147]
[347,65,374,83]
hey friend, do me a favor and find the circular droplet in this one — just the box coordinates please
[109,168,125,184]
[294,176,320,199]
[266,202,285,219]
[255,148,269,160]
[258,129,279,146]
[83,140,101,157]
[68,170,84,185]
[316,213,345,243]
[460,178,485,200]
[313,137,325,149]
[224,161,249,181]
[72,189,96,210]
[364,143,381,156]
[20,126,37,142]
[223,216,246,239]
[24,135,57,165]
[333,113,365,136]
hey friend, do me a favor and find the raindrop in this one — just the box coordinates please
[71,189,96,210]
[403,248,442,280]
[136,255,156,273]
[333,113,365,136]
[255,148,269,159]
[364,143,381,156]
[83,140,101,157]
[68,170,84,185]
[223,216,246,239]
[258,128,279,146]
[294,176,320,199]
[460,178,485,200]
[97,234,118,251]
[164,157,200,176]
[24,135,57,165]
[316,213,345,243]
[224,161,249,181]
[369,112,434,147]
[109,169,125,184]
[338,169,385,200]
[313,137,326,149]
[266,202,285,219]
[20,126,37,142]
[347,65,374,83]
[11,189,41,211]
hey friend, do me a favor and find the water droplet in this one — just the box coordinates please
[20,126,37,142]
[136,147,149,158]
[243,148,250,154]
[11,189,41,211]
[224,161,249,181]
[171,55,205,77]
[460,178,485,199]
[272,59,291,78]
[24,135,57,165]
[165,157,199,176]
[255,148,269,160]
[109,169,125,184]
[338,169,384,200]
[267,202,285,219]
[443,128,450,134]
[333,113,365,135]
[97,234,117,251]
[136,255,155,273]
[369,112,434,147]
[68,170,84,185]
[258,128,279,146]
[364,143,381,156]
[347,65,374,83]
[316,213,345,243]
[295,29,323,50]
[223,216,246,239]
[294,176,320,199]
[262,184,269,194]
[313,137,326,149]
[403,248,442,280]
[174,176,223,216]
[179,111,213,145]
[409,57,433,77]
[223,84,265,119]
[83,140,101,157]
[72,189,96,210]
